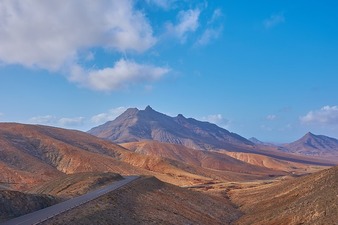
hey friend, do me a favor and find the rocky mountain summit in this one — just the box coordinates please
[284,132,338,156]
[88,106,253,150]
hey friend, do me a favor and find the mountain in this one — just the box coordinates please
[230,165,338,225]
[248,137,265,145]
[284,132,338,156]
[88,106,253,150]
[0,123,279,191]
[0,123,151,190]
[249,137,276,146]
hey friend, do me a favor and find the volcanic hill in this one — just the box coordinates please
[88,106,253,150]
[284,132,338,156]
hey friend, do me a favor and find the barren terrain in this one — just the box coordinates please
[40,177,242,225]
[230,166,338,225]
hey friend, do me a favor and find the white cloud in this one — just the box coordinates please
[208,8,222,24]
[196,26,223,46]
[85,52,95,62]
[266,114,277,121]
[69,59,170,91]
[58,117,85,127]
[91,107,127,124]
[166,8,200,42]
[195,8,223,46]
[202,114,229,128]
[264,13,285,29]
[0,0,156,70]
[29,115,84,127]
[0,112,4,117]
[145,0,176,10]
[29,115,56,125]
[260,124,272,131]
[300,106,338,125]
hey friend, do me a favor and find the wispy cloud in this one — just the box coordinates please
[91,107,128,124]
[202,114,229,128]
[69,59,170,91]
[29,115,84,127]
[260,124,273,131]
[29,115,56,125]
[58,117,85,127]
[145,0,177,10]
[264,13,285,29]
[196,26,223,46]
[195,8,223,46]
[266,114,277,121]
[300,105,338,125]
[166,8,201,43]
[208,8,222,24]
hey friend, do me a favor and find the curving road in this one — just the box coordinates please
[1,176,139,225]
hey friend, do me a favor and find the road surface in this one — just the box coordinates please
[1,176,139,225]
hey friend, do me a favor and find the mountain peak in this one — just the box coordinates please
[122,107,139,116]
[145,105,154,111]
[285,132,338,156]
[88,106,253,150]
[176,114,185,119]
[305,132,315,136]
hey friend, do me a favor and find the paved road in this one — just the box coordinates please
[1,176,139,225]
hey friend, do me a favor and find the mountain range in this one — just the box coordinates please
[0,122,287,192]
[89,106,338,159]
[1,107,338,224]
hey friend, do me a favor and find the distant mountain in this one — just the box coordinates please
[88,106,253,150]
[249,137,277,147]
[284,132,338,156]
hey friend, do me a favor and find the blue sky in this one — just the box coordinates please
[0,0,338,142]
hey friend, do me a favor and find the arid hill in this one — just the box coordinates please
[284,132,338,156]
[0,123,282,190]
[224,151,327,174]
[39,176,242,225]
[230,166,338,225]
[88,106,253,150]
[0,123,152,190]
[31,172,123,199]
[123,141,332,175]
[122,141,286,175]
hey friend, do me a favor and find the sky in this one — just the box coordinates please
[0,0,338,143]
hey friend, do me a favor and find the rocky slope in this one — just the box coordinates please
[88,106,253,150]
[230,166,338,225]
[0,190,59,222]
[31,172,123,199]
